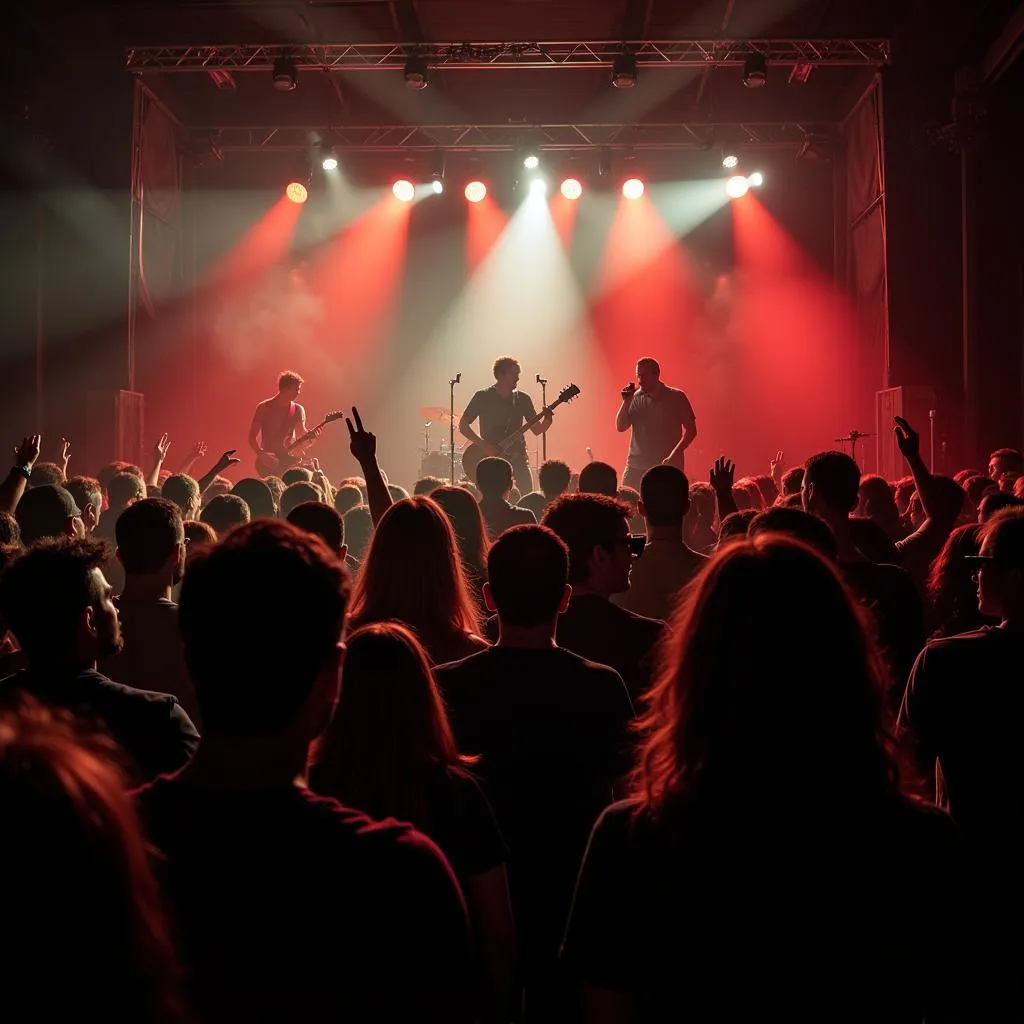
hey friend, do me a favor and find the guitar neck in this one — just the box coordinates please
[285,419,327,453]
[495,401,560,448]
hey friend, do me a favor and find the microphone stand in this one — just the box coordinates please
[537,374,548,463]
[449,373,461,484]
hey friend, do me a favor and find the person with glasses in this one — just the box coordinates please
[899,505,1024,1018]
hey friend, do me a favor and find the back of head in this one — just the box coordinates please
[231,478,276,519]
[0,701,181,1022]
[179,520,349,735]
[803,451,861,515]
[342,504,373,560]
[351,497,479,641]
[263,476,286,508]
[97,461,142,494]
[15,484,82,545]
[0,512,20,546]
[0,537,108,662]
[780,466,805,496]
[578,461,618,498]
[310,623,461,822]
[979,491,1024,523]
[859,474,894,510]
[542,492,630,584]
[893,476,916,514]
[161,474,200,517]
[929,475,969,526]
[734,478,765,511]
[30,461,66,488]
[413,476,445,496]
[964,474,998,508]
[115,498,184,575]
[487,524,569,627]
[927,523,983,628]
[279,481,322,517]
[749,506,838,560]
[978,505,1024,569]
[333,484,363,515]
[287,501,345,555]
[66,476,103,516]
[431,485,488,570]
[518,491,548,518]
[108,471,146,511]
[476,456,513,499]
[688,481,716,522]
[200,493,251,536]
[635,536,893,812]
[717,509,757,545]
[538,459,571,499]
[183,520,217,552]
[281,467,313,487]
[640,466,690,527]
[388,484,410,502]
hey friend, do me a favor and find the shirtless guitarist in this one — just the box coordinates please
[248,370,320,476]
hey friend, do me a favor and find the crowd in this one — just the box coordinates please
[0,407,1022,1023]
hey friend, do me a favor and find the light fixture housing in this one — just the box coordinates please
[272,56,298,92]
[404,54,429,90]
[612,51,638,89]
[622,177,645,200]
[560,177,583,200]
[742,53,768,88]
[321,147,339,171]
[722,154,739,170]
[747,171,764,187]
[393,179,415,202]
[465,180,487,203]
[285,181,308,204]
[725,175,749,199]
[523,153,540,170]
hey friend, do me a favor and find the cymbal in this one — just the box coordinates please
[420,406,461,422]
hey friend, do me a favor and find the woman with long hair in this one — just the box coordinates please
[563,535,975,1023]
[431,485,489,605]
[1,700,185,1023]
[310,622,514,1021]
[926,523,991,638]
[348,496,488,664]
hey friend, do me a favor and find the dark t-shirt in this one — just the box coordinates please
[563,797,976,1022]
[624,385,696,473]
[478,497,536,539]
[0,667,198,785]
[463,386,537,454]
[435,646,633,974]
[136,779,473,1023]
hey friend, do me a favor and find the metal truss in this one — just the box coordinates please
[187,122,815,153]
[126,38,890,73]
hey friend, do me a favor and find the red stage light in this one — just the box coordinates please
[392,179,415,202]
[465,180,487,203]
[560,177,583,200]
[622,178,645,200]
[285,182,308,204]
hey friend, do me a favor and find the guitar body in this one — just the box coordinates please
[255,449,305,478]
[460,442,497,481]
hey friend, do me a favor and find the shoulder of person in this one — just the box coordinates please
[434,647,492,679]
[923,626,998,658]
[614,602,666,633]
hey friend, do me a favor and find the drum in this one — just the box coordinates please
[420,451,461,479]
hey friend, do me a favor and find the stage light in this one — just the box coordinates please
[560,177,583,200]
[722,154,739,169]
[392,179,415,202]
[432,179,444,195]
[321,149,338,172]
[743,53,768,89]
[725,174,749,199]
[523,153,540,170]
[612,51,638,89]
[530,178,548,196]
[598,147,613,177]
[285,181,308,204]
[429,149,445,193]
[404,54,429,90]
[272,56,298,92]
[748,171,764,187]
[622,177,645,200]
[465,180,487,203]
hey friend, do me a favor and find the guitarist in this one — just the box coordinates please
[248,370,317,474]
[459,357,553,494]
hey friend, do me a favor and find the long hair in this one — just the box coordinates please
[0,700,184,1023]
[633,535,898,816]
[927,523,987,637]
[310,623,475,828]
[348,496,481,661]
[431,485,489,583]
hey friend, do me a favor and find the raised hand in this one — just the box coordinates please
[346,407,377,464]
[710,456,735,494]
[60,436,72,467]
[14,435,41,470]
[214,449,241,472]
[893,417,920,460]
[769,449,784,482]
[154,433,172,462]
[190,441,208,460]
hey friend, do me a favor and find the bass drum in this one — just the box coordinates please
[420,450,461,481]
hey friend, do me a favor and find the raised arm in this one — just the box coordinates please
[177,441,208,476]
[197,450,241,494]
[615,383,636,433]
[347,407,393,526]
[0,435,40,514]
[59,436,71,480]
[147,433,171,489]
[710,456,739,521]
[894,417,942,523]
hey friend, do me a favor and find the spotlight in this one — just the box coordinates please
[321,149,338,172]
[598,148,613,177]
[622,177,645,200]
[529,178,548,197]
[272,56,298,92]
[725,175,749,199]
[465,180,487,203]
[404,54,429,90]
[560,177,583,200]
[743,53,768,89]
[612,51,638,89]
[722,154,739,170]
[285,181,308,204]
[430,150,445,193]
[392,179,415,202]
[432,179,444,195]
[523,153,540,170]
[747,171,764,187]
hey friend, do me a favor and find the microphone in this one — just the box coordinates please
[536,374,548,385]
[450,373,461,385]
[586,447,594,462]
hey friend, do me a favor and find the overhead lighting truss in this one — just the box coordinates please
[184,122,815,153]
[125,38,890,73]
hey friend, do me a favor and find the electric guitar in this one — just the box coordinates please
[255,411,344,478]
[461,384,581,479]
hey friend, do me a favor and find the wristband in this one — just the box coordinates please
[12,465,31,481]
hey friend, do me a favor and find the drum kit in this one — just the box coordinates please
[419,406,465,480]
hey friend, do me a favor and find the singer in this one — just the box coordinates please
[459,356,552,494]
[615,356,697,489]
